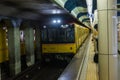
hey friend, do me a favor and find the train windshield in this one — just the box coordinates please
[41,25,75,43]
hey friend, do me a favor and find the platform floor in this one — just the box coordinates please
[86,41,99,80]
[118,54,120,79]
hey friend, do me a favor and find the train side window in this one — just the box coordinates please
[66,27,75,43]
[57,26,75,43]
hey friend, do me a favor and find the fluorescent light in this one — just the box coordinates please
[52,10,60,14]
[52,10,57,14]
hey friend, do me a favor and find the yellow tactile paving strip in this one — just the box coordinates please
[86,41,99,80]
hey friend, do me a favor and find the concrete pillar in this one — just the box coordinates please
[23,22,35,66]
[6,19,21,76]
[35,26,41,63]
[97,0,118,80]
[117,16,120,21]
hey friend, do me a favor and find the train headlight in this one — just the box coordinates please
[57,20,61,23]
[53,20,57,23]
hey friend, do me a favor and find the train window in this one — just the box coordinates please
[57,28,67,42]
[41,29,48,42]
[48,29,56,42]
[66,27,75,42]
[41,26,75,43]
[57,27,75,43]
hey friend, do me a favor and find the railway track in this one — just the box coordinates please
[6,60,68,80]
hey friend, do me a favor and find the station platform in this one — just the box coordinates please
[58,35,99,80]
[118,54,120,79]
[86,40,99,80]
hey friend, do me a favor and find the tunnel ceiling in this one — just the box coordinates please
[0,0,80,25]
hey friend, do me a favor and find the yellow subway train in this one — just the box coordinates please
[41,23,90,61]
[0,28,35,63]
[0,23,90,63]
[0,27,8,63]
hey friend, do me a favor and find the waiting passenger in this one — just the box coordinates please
[93,24,98,63]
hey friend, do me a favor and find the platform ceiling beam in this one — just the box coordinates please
[51,0,90,27]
